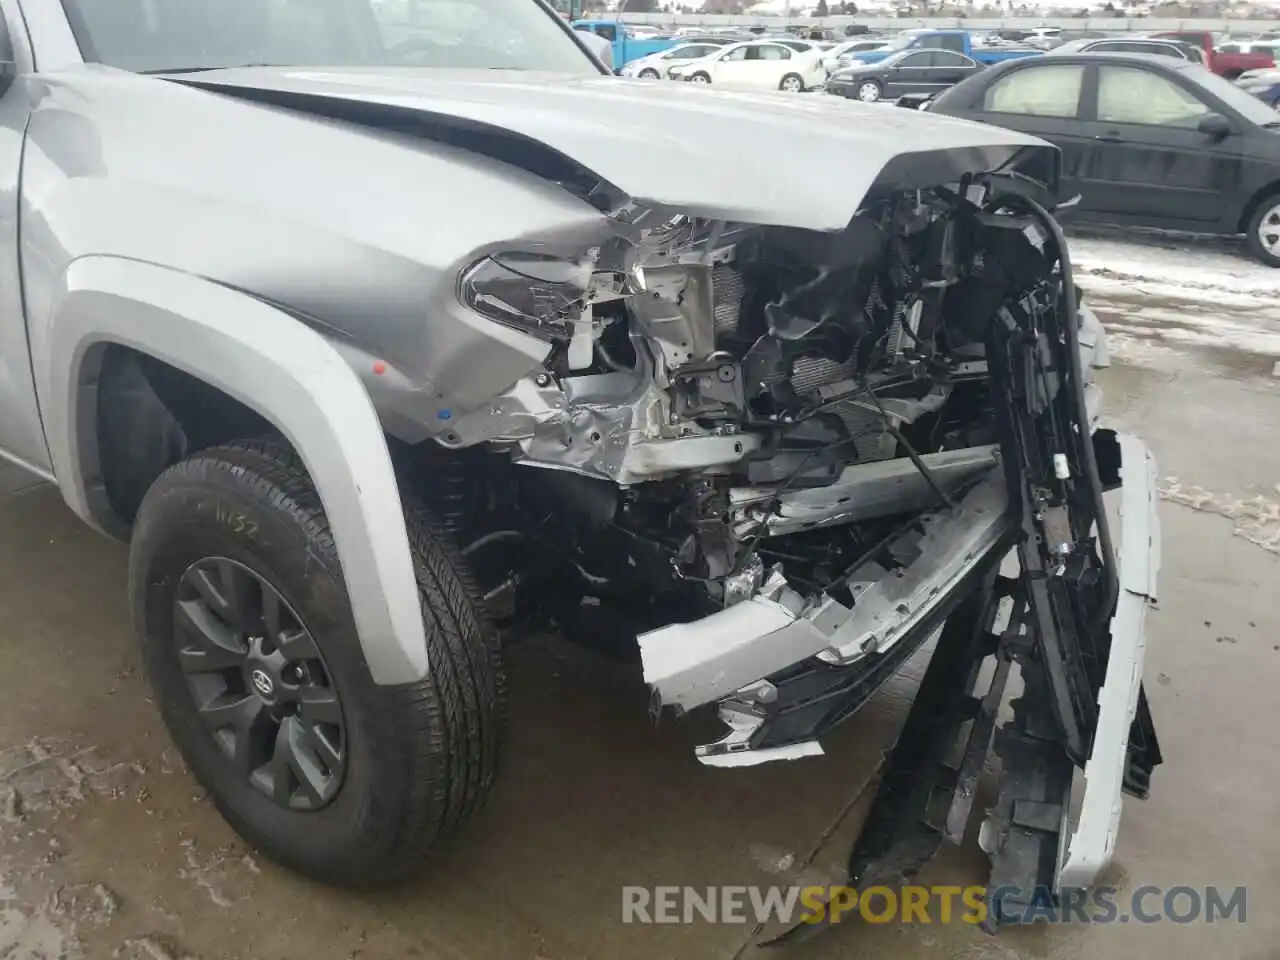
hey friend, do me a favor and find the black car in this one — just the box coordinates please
[928,53,1280,265]
[825,49,983,103]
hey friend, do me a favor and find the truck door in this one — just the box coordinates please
[0,3,49,472]
[589,22,621,66]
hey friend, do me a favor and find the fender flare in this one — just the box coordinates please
[39,255,429,686]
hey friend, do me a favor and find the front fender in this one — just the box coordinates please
[39,255,428,686]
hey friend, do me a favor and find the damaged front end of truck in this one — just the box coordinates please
[194,75,1164,919]
[430,158,1162,922]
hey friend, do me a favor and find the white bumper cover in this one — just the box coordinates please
[1058,433,1161,889]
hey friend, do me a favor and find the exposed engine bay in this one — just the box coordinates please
[423,173,1124,759]
[411,167,1161,926]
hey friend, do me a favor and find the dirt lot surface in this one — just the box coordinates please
[1,235,1278,960]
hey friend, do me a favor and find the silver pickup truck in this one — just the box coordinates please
[0,0,1159,923]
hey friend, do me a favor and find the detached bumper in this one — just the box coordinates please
[1059,433,1161,889]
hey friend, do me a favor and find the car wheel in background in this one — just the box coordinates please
[690,71,711,84]
[1246,195,1280,267]
[857,79,882,102]
[779,73,804,92]
[639,68,659,79]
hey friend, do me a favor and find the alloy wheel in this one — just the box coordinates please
[174,558,346,811]
[858,82,880,102]
[781,76,803,92]
[690,73,710,84]
[1259,202,1280,259]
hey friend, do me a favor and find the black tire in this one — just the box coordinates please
[779,72,805,92]
[1245,192,1280,267]
[690,71,711,84]
[128,438,503,888]
[639,68,659,79]
[855,78,882,102]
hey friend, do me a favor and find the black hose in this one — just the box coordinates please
[1007,194,1120,636]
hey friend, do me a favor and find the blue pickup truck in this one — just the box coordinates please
[845,29,1043,66]
[571,20,681,67]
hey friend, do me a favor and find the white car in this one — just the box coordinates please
[668,40,826,92]
[620,42,731,80]
[822,39,891,74]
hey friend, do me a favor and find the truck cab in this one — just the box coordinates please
[570,19,680,67]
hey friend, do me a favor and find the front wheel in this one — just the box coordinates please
[856,79,882,102]
[1246,195,1280,267]
[779,73,805,92]
[689,71,711,84]
[639,68,659,79]
[128,439,504,888]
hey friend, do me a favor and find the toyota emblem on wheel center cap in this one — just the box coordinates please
[251,668,275,698]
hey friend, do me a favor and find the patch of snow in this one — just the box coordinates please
[1159,478,1280,555]
[1069,237,1280,303]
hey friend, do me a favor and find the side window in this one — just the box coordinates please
[982,64,1085,118]
[593,24,616,42]
[917,35,944,49]
[759,45,790,60]
[723,46,749,61]
[1218,42,1240,54]
[940,33,966,52]
[898,52,931,67]
[928,51,968,66]
[1097,66,1212,127]
[1171,33,1206,50]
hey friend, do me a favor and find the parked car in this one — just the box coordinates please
[929,53,1280,265]
[1025,27,1066,50]
[619,41,728,79]
[1237,70,1280,109]
[667,40,825,91]
[770,37,826,57]
[1050,37,1205,63]
[0,0,1162,919]
[1149,30,1274,78]
[1217,40,1280,58]
[570,19,678,67]
[1237,64,1280,83]
[826,49,983,102]
[844,29,1043,67]
[822,38,892,74]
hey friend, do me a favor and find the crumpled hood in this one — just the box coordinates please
[176,67,1054,232]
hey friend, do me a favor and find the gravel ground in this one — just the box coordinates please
[1,233,1278,960]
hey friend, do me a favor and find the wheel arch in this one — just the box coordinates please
[1237,180,1280,234]
[40,255,429,685]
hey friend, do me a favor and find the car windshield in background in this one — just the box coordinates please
[59,0,599,75]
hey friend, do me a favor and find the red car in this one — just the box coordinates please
[1151,31,1274,79]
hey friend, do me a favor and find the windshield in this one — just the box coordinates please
[59,0,602,75]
